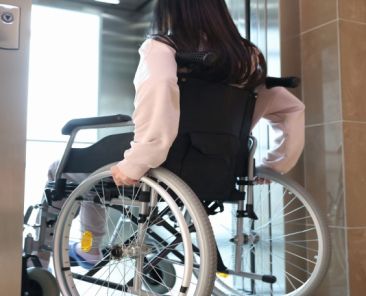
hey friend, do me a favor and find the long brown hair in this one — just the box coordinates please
[149,0,267,88]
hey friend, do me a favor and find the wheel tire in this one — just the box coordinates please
[26,267,59,296]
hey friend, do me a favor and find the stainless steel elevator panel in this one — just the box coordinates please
[0,0,31,294]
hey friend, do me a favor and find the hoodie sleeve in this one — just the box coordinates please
[251,85,305,174]
[116,39,180,179]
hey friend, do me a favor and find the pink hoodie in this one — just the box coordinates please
[117,39,305,179]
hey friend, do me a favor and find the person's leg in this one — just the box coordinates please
[62,171,106,264]
[37,161,106,268]
[70,201,106,264]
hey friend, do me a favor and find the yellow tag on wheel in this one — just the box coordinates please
[81,231,93,252]
[216,272,229,278]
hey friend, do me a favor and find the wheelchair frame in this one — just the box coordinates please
[23,112,331,296]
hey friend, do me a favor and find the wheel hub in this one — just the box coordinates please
[110,244,151,260]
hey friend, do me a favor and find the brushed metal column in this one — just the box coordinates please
[0,0,31,294]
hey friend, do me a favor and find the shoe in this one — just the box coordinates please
[68,242,96,269]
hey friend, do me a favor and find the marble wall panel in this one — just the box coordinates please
[340,21,366,121]
[301,22,341,125]
[304,123,348,296]
[339,0,366,23]
[300,0,337,33]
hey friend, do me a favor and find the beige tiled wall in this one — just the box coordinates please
[299,1,348,294]
[300,0,338,32]
[339,0,366,23]
[340,20,366,121]
[340,1,366,295]
[281,3,346,294]
[344,122,366,294]
[301,21,341,125]
[291,0,366,295]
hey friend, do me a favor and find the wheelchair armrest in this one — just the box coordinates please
[61,114,132,135]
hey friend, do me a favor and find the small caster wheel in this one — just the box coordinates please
[143,260,177,294]
[26,267,59,296]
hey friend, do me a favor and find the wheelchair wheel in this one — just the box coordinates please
[212,166,330,296]
[53,168,216,295]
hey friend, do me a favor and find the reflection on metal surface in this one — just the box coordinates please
[95,0,120,5]
[225,1,283,294]
[64,0,152,12]
[225,0,246,36]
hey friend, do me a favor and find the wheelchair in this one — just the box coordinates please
[23,113,217,296]
[22,55,330,295]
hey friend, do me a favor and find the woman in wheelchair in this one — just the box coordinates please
[33,1,325,295]
[47,0,304,269]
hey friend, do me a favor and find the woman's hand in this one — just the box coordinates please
[110,165,138,186]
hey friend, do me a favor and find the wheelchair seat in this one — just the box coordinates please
[63,132,133,173]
